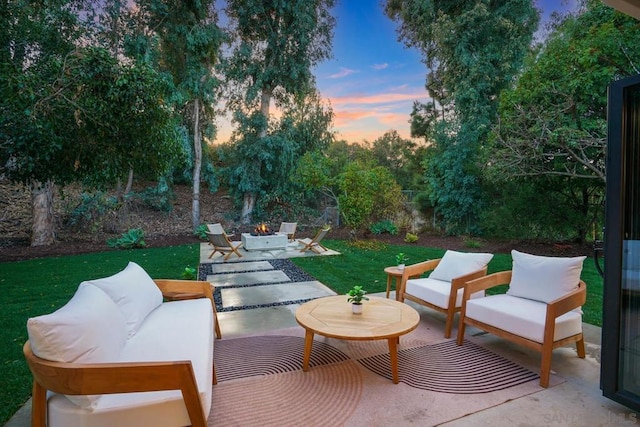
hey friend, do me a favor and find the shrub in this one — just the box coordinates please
[194,224,209,240]
[128,180,175,213]
[464,237,482,248]
[181,266,197,280]
[404,232,419,243]
[67,191,118,231]
[370,219,399,235]
[106,228,147,249]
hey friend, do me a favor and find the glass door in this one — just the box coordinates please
[602,73,640,410]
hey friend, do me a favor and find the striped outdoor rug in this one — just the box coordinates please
[209,330,554,426]
[213,334,538,393]
[358,339,539,393]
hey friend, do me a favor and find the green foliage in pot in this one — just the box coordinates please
[347,285,369,305]
[395,252,409,265]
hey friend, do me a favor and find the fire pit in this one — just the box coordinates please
[251,223,274,236]
[242,224,287,251]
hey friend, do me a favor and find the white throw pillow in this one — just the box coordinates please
[429,250,494,282]
[27,283,128,409]
[84,261,162,337]
[507,250,586,303]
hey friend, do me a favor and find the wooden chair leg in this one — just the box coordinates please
[444,310,455,339]
[213,363,217,385]
[540,343,553,388]
[31,380,47,427]
[576,337,586,358]
[456,319,466,345]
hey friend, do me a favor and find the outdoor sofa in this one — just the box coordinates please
[23,261,217,427]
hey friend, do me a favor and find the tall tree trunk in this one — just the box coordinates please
[124,168,134,194]
[31,180,55,246]
[192,98,202,231]
[240,88,272,224]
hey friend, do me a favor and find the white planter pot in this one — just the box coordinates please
[397,264,405,271]
[352,303,363,314]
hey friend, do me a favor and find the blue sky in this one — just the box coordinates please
[215,0,579,143]
[312,0,579,143]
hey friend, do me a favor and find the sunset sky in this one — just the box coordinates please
[216,0,579,144]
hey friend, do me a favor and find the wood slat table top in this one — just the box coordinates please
[295,295,420,341]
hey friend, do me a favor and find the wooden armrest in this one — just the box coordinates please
[463,271,512,297]
[450,266,488,292]
[155,279,221,340]
[154,279,213,302]
[397,259,441,298]
[24,342,206,427]
[547,281,587,319]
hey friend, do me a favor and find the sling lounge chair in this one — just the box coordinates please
[298,226,331,254]
[205,231,243,261]
[277,222,297,242]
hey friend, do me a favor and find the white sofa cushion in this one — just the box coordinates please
[406,277,484,309]
[430,250,494,282]
[84,262,162,337]
[465,294,582,344]
[507,250,586,303]
[27,283,128,409]
[46,299,215,427]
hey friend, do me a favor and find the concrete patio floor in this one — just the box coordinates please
[5,245,635,427]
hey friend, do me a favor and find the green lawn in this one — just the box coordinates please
[0,239,604,425]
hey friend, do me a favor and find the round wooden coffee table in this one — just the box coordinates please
[295,295,420,384]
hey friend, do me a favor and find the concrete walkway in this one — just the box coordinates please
[5,243,635,427]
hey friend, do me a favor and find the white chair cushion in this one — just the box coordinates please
[507,250,586,303]
[406,278,484,309]
[465,294,582,344]
[46,299,214,427]
[429,250,494,282]
[84,262,162,338]
[27,283,128,409]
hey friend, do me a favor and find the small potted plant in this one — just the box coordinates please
[347,285,369,314]
[395,253,409,270]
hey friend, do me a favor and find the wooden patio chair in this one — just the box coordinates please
[298,226,331,254]
[456,250,587,388]
[277,222,297,242]
[397,250,493,338]
[205,231,243,261]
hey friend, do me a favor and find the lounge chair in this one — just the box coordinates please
[457,250,587,387]
[298,226,331,253]
[277,222,297,242]
[397,250,493,338]
[205,231,243,261]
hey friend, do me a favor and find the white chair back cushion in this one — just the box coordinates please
[84,262,162,337]
[429,250,494,282]
[507,250,586,303]
[27,283,128,409]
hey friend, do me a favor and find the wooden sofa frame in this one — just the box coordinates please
[23,279,220,427]
[456,271,587,388]
[397,259,488,338]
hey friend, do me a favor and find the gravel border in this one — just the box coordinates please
[199,259,320,312]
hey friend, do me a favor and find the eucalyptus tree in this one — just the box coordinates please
[385,0,538,234]
[223,0,336,223]
[219,89,335,221]
[139,0,223,231]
